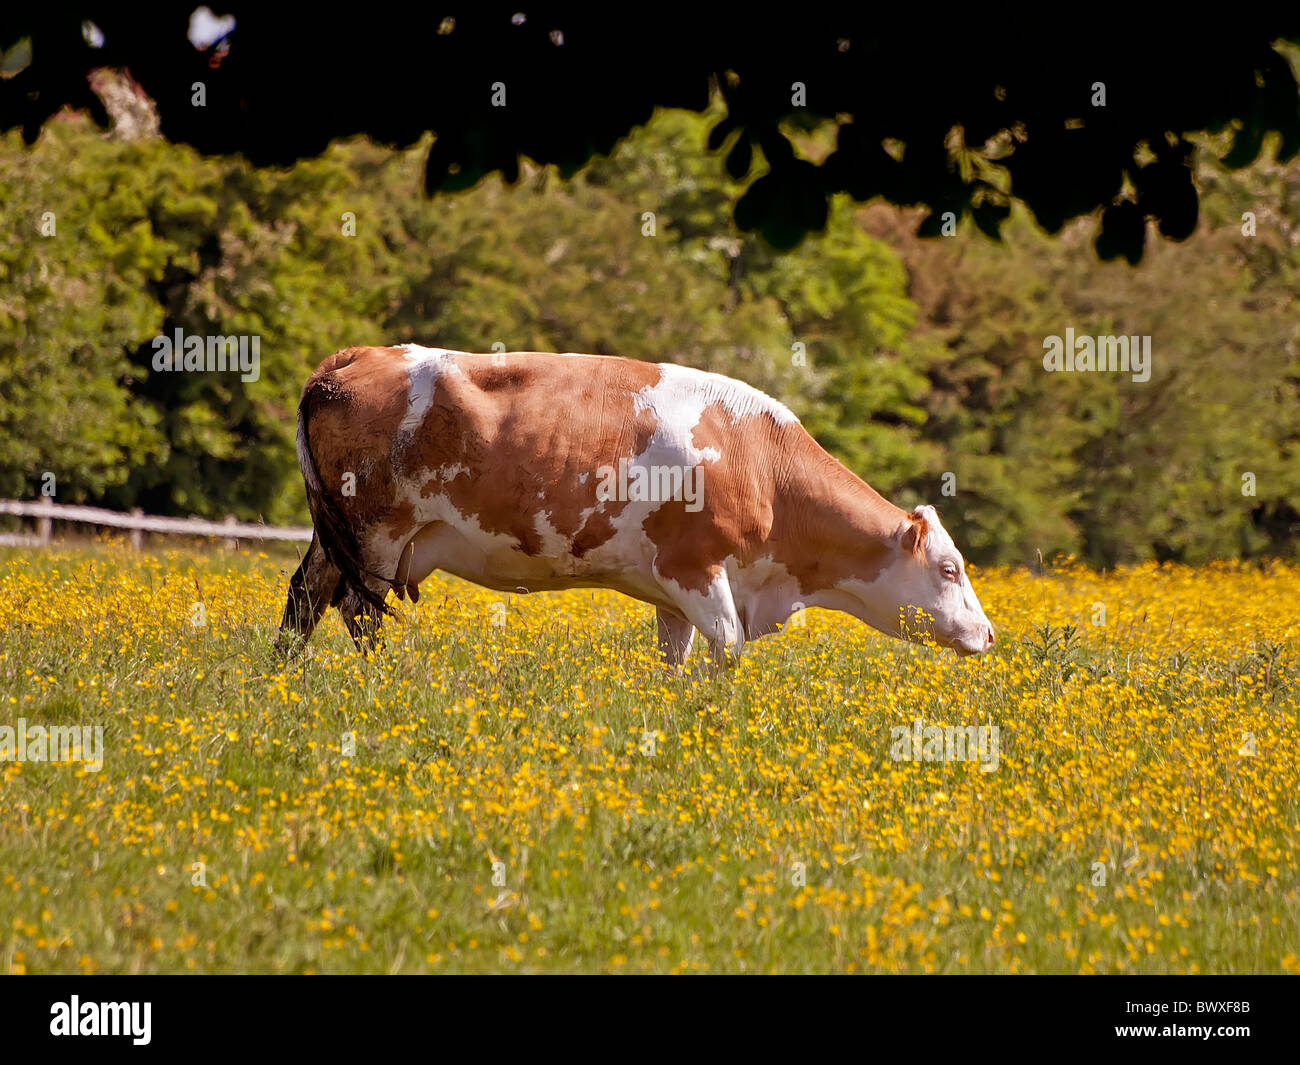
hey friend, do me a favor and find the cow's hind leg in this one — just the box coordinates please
[335,577,390,654]
[656,606,696,669]
[275,535,340,654]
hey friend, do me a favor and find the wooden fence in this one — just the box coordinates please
[0,498,312,548]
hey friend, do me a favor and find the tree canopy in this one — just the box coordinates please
[4,10,1300,260]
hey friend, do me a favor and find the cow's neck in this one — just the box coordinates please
[774,444,912,635]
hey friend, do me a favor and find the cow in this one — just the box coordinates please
[276,345,995,666]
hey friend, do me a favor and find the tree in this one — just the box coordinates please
[865,132,1300,567]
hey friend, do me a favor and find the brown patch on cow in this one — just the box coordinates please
[301,346,423,588]
[385,500,416,541]
[401,353,661,557]
[642,400,909,596]
[571,508,618,558]
[464,364,531,392]
[304,348,411,535]
[769,434,909,596]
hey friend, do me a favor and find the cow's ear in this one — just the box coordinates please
[901,512,930,560]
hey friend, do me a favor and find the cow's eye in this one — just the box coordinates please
[941,561,959,580]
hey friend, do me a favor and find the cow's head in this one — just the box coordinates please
[886,505,994,656]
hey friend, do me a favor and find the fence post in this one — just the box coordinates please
[37,496,54,544]
[223,514,238,550]
[130,508,144,550]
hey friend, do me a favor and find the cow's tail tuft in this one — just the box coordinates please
[297,378,393,616]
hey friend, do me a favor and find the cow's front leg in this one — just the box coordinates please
[656,606,696,669]
[704,619,744,670]
[666,569,744,672]
[275,535,340,654]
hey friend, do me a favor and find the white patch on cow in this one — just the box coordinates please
[397,345,464,442]
[531,510,574,562]
[640,361,799,428]
[381,482,661,603]
[368,492,534,584]
[434,463,469,482]
[606,361,793,541]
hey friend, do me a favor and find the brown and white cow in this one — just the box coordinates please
[277,345,994,665]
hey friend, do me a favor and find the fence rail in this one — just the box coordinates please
[0,498,312,546]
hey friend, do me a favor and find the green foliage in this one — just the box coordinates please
[0,125,163,498]
[879,146,1300,566]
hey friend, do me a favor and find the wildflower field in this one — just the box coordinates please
[2,544,1298,974]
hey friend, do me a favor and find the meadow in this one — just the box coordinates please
[1,544,1297,974]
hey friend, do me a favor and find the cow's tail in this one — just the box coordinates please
[297,379,393,616]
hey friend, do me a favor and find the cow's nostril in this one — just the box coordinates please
[985,626,995,648]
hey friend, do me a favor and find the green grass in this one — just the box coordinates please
[1,543,1298,973]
